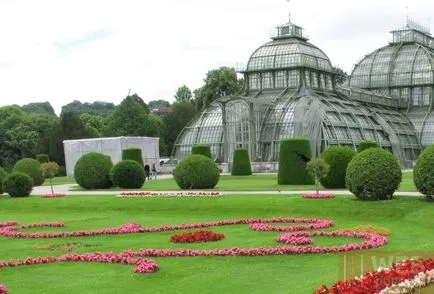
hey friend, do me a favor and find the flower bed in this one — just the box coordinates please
[170,230,224,243]
[118,191,222,197]
[313,258,434,294]
[302,193,335,199]
[41,193,65,198]
[0,284,6,294]
[276,232,313,245]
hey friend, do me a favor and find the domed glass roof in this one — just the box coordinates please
[245,23,333,73]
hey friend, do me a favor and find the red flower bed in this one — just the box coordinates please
[303,193,335,199]
[41,193,65,198]
[313,258,434,294]
[0,284,6,294]
[119,191,221,197]
[170,230,224,243]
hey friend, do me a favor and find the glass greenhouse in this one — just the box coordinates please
[173,19,434,168]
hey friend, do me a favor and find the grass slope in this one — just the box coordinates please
[0,194,432,293]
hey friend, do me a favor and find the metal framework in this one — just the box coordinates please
[173,20,428,168]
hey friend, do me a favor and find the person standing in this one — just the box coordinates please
[151,163,157,180]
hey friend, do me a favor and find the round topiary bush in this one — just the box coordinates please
[320,146,356,189]
[36,154,49,164]
[346,148,401,201]
[278,138,314,185]
[413,144,434,200]
[121,148,144,166]
[74,152,113,189]
[231,148,252,176]
[110,160,145,189]
[173,154,220,189]
[0,167,8,194]
[357,140,379,153]
[12,158,44,186]
[3,172,33,197]
[191,144,212,159]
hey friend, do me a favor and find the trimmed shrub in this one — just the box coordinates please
[357,140,379,153]
[74,152,113,189]
[346,148,401,200]
[173,155,220,189]
[320,146,356,189]
[12,158,44,186]
[111,160,145,189]
[36,154,49,164]
[231,148,252,176]
[192,144,212,159]
[121,148,144,166]
[3,172,33,197]
[278,138,314,185]
[0,167,8,194]
[413,144,434,200]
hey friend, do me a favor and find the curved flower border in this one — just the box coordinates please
[314,258,434,294]
[303,193,336,199]
[118,191,222,197]
[170,230,224,243]
[0,218,388,293]
[41,193,65,198]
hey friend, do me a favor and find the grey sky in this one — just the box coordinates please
[0,0,433,114]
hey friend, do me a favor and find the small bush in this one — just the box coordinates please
[192,144,212,159]
[36,154,49,164]
[110,160,145,189]
[320,146,356,189]
[278,138,314,185]
[121,148,144,166]
[231,148,252,176]
[173,155,220,189]
[74,152,113,189]
[413,144,434,200]
[357,140,379,153]
[12,158,44,186]
[0,167,8,194]
[3,172,33,197]
[346,148,401,200]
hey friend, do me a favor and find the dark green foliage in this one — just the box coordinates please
[3,172,33,197]
[110,160,145,189]
[74,152,113,189]
[278,138,314,185]
[346,148,401,200]
[192,144,212,159]
[173,155,220,189]
[121,148,144,166]
[61,100,115,115]
[413,144,434,200]
[357,140,379,153]
[0,167,8,194]
[231,148,252,176]
[12,158,44,186]
[36,154,49,163]
[22,102,55,115]
[320,146,356,189]
[57,166,66,177]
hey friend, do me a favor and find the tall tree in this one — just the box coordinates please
[334,66,348,85]
[104,95,157,137]
[148,100,171,109]
[194,67,243,110]
[174,85,193,102]
[61,100,115,115]
[160,101,198,156]
[22,102,55,115]
[6,124,39,157]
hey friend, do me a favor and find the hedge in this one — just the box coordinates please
[192,144,212,159]
[173,155,220,189]
[12,158,44,186]
[231,148,252,176]
[0,167,8,194]
[74,152,113,189]
[357,140,379,153]
[111,160,146,189]
[413,144,434,200]
[320,146,356,189]
[36,154,49,164]
[121,148,144,166]
[3,172,33,197]
[278,138,314,185]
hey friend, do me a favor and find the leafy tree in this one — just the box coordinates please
[80,113,105,137]
[22,102,55,115]
[61,100,115,115]
[6,124,39,157]
[334,66,348,85]
[174,85,193,102]
[194,67,243,110]
[104,95,157,137]
[41,161,59,195]
[306,158,329,195]
[160,102,198,156]
[148,100,171,109]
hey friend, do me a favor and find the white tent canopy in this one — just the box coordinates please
[63,136,159,176]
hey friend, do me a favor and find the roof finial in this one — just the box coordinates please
[406,6,409,24]
[287,0,291,23]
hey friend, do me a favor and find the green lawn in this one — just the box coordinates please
[42,177,76,186]
[0,194,432,293]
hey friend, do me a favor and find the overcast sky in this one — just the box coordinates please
[0,0,433,114]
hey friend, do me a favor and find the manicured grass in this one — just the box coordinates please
[398,171,416,192]
[42,177,76,186]
[0,194,433,293]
